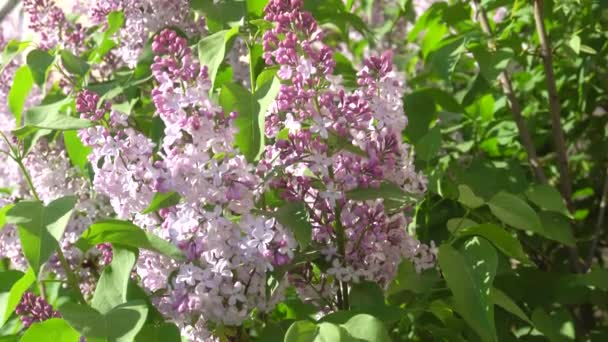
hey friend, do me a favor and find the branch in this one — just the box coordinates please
[473,0,548,184]
[0,0,19,22]
[533,0,573,202]
[532,0,582,275]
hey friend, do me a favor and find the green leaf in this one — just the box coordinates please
[20,128,52,157]
[105,11,125,35]
[92,247,138,314]
[457,184,485,209]
[346,182,418,214]
[446,217,478,233]
[274,202,312,250]
[0,271,26,318]
[1,40,31,74]
[525,185,569,216]
[454,224,531,265]
[8,65,34,125]
[63,131,92,172]
[284,320,317,342]
[488,192,543,233]
[342,314,391,342]
[0,269,35,326]
[255,68,278,91]
[141,192,181,215]
[26,49,54,87]
[90,11,125,62]
[60,50,90,76]
[75,220,185,261]
[438,239,498,342]
[538,211,576,247]
[387,261,440,295]
[0,204,15,231]
[6,197,76,276]
[403,90,437,144]
[420,21,448,58]
[315,323,353,341]
[246,0,269,18]
[415,125,442,161]
[22,98,94,131]
[531,308,575,342]
[490,288,531,324]
[566,266,608,291]
[20,318,80,342]
[579,44,597,55]
[349,282,384,310]
[470,45,514,83]
[197,27,240,90]
[60,300,148,342]
[135,323,181,342]
[258,322,286,341]
[568,35,581,54]
[427,36,465,80]
[191,0,246,32]
[468,93,495,121]
[219,76,280,161]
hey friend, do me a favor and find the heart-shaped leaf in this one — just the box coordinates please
[6,196,76,275]
[60,300,148,342]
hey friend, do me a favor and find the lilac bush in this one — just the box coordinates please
[1,0,605,341]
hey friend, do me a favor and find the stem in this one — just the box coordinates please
[341,280,349,310]
[586,168,608,269]
[246,41,256,93]
[335,280,343,309]
[56,247,86,304]
[473,0,547,184]
[15,158,40,202]
[334,203,349,310]
[532,0,582,274]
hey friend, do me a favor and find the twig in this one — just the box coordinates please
[472,0,548,184]
[586,168,608,269]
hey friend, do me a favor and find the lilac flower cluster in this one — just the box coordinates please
[89,0,202,67]
[1,1,435,339]
[15,292,61,328]
[78,29,296,341]
[76,90,111,121]
[96,243,113,265]
[23,0,85,49]
[261,0,434,288]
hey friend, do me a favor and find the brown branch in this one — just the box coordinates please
[532,0,582,274]
[473,0,548,184]
[533,0,573,202]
